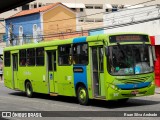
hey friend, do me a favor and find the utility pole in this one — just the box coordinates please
[9,23,13,46]
[81,27,83,36]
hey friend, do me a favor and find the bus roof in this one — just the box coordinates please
[4,32,149,51]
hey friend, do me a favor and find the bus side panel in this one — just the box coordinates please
[18,67,28,91]
[4,67,13,89]
[73,65,88,88]
[56,66,75,96]
[17,67,48,93]
[27,66,48,94]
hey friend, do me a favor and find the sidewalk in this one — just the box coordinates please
[0,80,3,83]
[155,87,160,94]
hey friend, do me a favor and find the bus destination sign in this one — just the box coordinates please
[109,34,149,43]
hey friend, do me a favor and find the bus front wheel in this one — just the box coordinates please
[25,82,33,98]
[77,86,89,105]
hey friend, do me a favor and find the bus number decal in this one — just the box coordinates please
[24,71,31,75]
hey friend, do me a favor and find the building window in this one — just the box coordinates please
[73,43,88,65]
[19,49,26,66]
[39,3,42,7]
[78,19,84,22]
[33,24,37,31]
[34,3,37,8]
[106,9,112,12]
[95,19,103,22]
[112,8,117,12]
[19,26,23,35]
[36,47,44,66]
[80,8,83,12]
[58,45,72,65]
[71,8,76,11]
[85,5,93,9]
[30,4,34,9]
[22,4,29,10]
[4,51,10,67]
[19,26,23,45]
[95,5,103,9]
[86,18,94,22]
[27,48,35,66]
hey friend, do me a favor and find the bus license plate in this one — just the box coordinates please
[131,90,139,95]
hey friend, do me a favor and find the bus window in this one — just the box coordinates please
[58,45,71,65]
[19,49,26,66]
[99,47,104,72]
[36,47,44,66]
[27,48,35,66]
[4,51,11,67]
[73,43,88,65]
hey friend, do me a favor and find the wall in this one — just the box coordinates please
[5,13,41,45]
[103,5,160,36]
[43,5,76,40]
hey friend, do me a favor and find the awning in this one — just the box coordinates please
[62,3,85,8]
[105,4,112,9]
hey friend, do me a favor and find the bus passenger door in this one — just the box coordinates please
[91,46,105,98]
[47,51,57,93]
[12,53,18,89]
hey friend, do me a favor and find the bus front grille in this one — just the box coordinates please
[116,76,150,84]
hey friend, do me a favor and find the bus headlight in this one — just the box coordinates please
[110,84,119,91]
[151,81,155,85]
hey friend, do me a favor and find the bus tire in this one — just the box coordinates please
[25,81,33,98]
[77,86,89,105]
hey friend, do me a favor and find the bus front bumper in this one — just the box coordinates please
[106,84,155,100]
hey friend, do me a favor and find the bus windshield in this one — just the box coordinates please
[107,44,154,75]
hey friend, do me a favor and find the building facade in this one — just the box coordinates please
[103,5,160,35]
[1,0,125,37]
[5,2,76,46]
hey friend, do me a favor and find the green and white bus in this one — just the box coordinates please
[3,33,155,105]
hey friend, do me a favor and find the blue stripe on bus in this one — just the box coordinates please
[73,65,88,89]
[116,82,151,90]
[73,37,86,43]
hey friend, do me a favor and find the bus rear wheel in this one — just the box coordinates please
[77,86,89,105]
[25,82,33,98]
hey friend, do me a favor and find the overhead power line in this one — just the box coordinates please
[10,0,157,26]
[3,0,158,42]
[13,8,158,34]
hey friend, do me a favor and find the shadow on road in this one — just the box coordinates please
[9,91,160,109]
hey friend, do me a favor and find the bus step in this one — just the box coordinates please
[94,96,106,100]
[50,93,58,96]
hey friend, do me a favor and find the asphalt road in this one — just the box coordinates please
[0,81,160,120]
